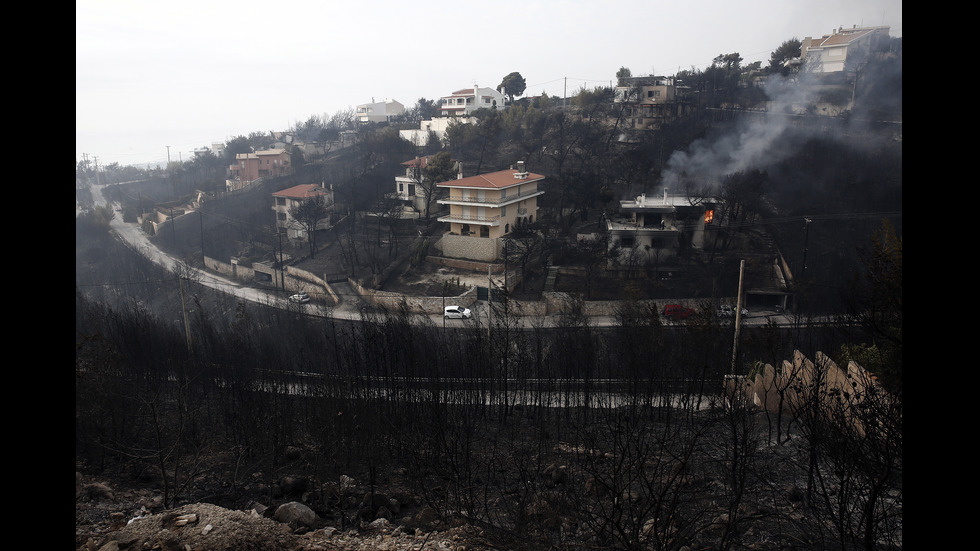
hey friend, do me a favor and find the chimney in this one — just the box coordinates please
[514,160,527,179]
[664,187,668,203]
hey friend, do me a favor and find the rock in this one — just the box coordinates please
[277,475,310,498]
[273,501,319,529]
[84,482,115,502]
[172,513,198,526]
[339,474,357,494]
[154,528,183,551]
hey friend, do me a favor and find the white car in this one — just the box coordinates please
[718,305,748,318]
[289,291,310,304]
[443,305,472,319]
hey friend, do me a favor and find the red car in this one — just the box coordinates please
[662,304,695,321]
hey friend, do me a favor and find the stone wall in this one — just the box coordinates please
[436,234,500,262]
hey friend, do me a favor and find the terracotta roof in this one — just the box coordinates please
[809,27,880,48]
[401,155,434,168]
[272,183,329,199]
[437,168,545,189]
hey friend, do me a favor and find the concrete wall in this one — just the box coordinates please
[204,255,339,306]
[350,277,479,314]
[436,234,500,261]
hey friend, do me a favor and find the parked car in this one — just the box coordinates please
[289,291,310,304]
[662,304,695,321]
[718,305,748,318]
[443,305,472,319]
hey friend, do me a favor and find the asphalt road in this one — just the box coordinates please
[88,183,804,329]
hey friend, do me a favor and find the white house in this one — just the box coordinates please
[439,86,506,116]
[399,117,477,147]
[801,25,891,73]
[355,99,405,123]
[603,188,719,263]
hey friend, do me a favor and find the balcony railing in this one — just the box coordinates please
[438,188,544,206]
[437,213,501,226]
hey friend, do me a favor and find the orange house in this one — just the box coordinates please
[230,149,291,184]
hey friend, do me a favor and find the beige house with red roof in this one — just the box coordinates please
[436,161,544,261]
[801,25,890,73]
[272,183,334,240]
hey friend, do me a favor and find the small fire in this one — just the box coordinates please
[704,209,714,223]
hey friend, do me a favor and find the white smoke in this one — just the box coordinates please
[660,73,815,194]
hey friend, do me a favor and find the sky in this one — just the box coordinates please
[76,0,902,168]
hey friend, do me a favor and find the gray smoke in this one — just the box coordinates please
[660,74,813,195]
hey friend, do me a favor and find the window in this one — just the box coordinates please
[501,205,506,216]
[620,236,635,248]
[276,197,285,206]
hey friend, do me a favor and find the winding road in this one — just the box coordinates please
[86,183,803,329]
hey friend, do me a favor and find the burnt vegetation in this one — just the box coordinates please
[77,50,900,550]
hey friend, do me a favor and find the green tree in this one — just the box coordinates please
[498,72,526,103]
[224,135,252,162]
[407,97,438,122]
[768,39,802,75]
[616,66,632,86]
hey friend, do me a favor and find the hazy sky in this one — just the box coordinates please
[76,0,901,168]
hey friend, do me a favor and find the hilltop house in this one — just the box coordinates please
[436,161,544,261]
[228,149,291,190]
[399,116,476,147]
[439,86,506,116]
[355,99,405,123]
[613,76,692,139]
[393,155,460,218]
[272,183,334,240]
[801,25,891,74]
[602,189,718,265]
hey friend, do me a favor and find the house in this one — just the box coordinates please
[436,161,544,261]
[613,76,692,136]
[355,99,405,123]
[229,148,291,188]
[399,116,476,147]
[272,183,334,240]
[801,25,891,74]
[603,188,718,264]
[393,155,460,218]
[439,86,506,116]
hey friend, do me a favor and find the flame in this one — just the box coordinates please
[704,209,714,223]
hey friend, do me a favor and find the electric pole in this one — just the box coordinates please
[730,259,745,375]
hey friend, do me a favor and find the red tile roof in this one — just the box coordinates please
[437,168,545,189]
[272,183,329,198]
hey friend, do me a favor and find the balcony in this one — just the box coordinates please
[437,188,544,207]
[437,213,501,226]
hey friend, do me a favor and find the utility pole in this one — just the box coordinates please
[487,264,492,338]
[170,208,177,247]
[199,211,205,264]
[730,259,745,375]
[178,274,193,352]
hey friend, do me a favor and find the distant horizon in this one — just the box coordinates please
[77,0,901,169]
